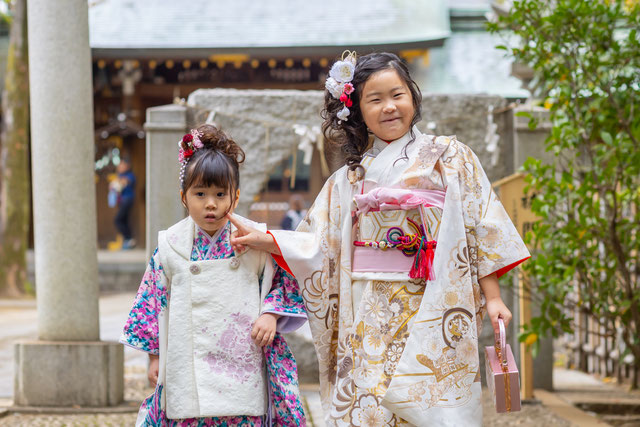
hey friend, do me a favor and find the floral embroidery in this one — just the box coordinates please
[455,334,477,365]
[349,394,396,427]
[408,381,427,403]
[421,328,444,361]
[353,361,383,389]
[383,343,405,376]
[204,312,262,384]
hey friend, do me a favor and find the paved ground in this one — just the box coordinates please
[0,293,147,399]
[0,292,635,426]
[550,369,640,426]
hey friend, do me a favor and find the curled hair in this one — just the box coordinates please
[180,124,245,213]
[321,52,423,172]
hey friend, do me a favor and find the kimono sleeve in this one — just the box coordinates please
[120,248,168,355]
[262,260,307,333]
[467,150,530,279]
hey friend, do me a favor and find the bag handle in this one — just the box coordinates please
[494,317,508,371]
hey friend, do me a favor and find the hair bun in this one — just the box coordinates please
[195,124,245,164]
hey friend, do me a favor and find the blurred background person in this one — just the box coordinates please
[112,158,136,249]
[280,194,306,230]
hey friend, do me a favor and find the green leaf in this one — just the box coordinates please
[515,111,533,118]
[601,131,613,145]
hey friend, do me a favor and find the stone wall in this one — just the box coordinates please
[187,89,325,216]
[186,89,515,215]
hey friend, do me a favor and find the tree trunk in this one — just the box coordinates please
[0,0,30,297]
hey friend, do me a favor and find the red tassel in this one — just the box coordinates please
[410,238,426,279]
[409,240,437,280]
[424,241,436,281]
[409,249,423,279]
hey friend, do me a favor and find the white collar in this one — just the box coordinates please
[364,126,423,184]
[370,126,422,156]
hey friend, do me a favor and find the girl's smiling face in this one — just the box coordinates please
[183,184,239,236]
[359,69,415,142]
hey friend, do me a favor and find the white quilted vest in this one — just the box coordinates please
[157,216,270,419]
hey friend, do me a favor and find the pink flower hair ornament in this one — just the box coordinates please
[178,128,204,186]
[325,50,357,122]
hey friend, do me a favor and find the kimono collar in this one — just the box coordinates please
[369,127,416,156]
[364,126,423,185]
[165,216,198,260]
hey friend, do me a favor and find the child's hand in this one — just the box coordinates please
[148,354,159,387]
[251,313,280,347]
[485,296,512,335]
[227,214,281,255]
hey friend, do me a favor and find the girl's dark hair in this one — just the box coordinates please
[321,52,422,172]
[180,124,245,212]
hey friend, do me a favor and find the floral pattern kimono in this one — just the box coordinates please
[270,127,530,426]
[122,222,307,426]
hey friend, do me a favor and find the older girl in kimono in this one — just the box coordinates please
[122,124,307,426]
[230,52,530,426]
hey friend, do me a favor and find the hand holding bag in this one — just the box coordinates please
[485,317,521,413]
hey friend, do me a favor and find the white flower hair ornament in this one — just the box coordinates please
[325,50,356,123]
[178,128,204,186]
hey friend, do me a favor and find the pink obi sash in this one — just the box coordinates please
[352,246,416,272]
[352,188,445,275]
[353,188,445,215]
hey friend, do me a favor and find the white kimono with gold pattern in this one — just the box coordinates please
[270,127,530,426]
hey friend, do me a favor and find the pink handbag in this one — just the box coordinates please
[485,318,521,413]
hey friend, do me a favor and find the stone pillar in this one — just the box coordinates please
[14,0,123,407]
[513,106,554,170]
[512,105,554,391]
[144,104,189,257]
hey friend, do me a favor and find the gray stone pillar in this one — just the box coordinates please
[14,0,123,407]
[144,105,189,257]
[513,106,554,170]
[512,105,554,391]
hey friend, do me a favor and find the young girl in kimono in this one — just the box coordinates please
[230,51,530,426]
[122,124,307,426]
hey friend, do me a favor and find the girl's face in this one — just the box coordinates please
[183,184,240,236]
[359,69,415,142]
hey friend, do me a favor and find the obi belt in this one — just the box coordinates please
[352,187,445,279]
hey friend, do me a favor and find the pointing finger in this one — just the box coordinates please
[232,235,251,246]
[226,214,249,233]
